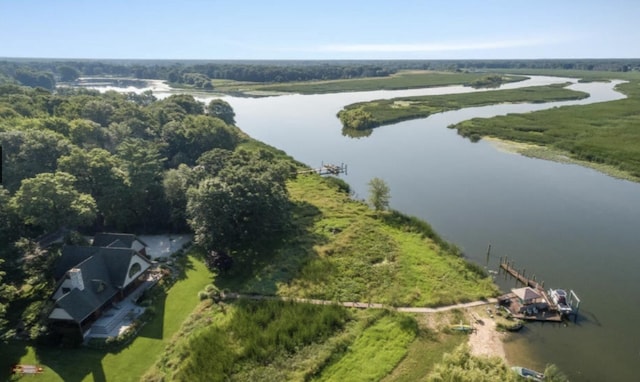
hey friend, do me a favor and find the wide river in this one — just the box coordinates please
[89,76,636,381]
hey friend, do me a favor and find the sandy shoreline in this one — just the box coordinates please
[467,314,506,359]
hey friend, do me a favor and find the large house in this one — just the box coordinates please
[48,234,151,337]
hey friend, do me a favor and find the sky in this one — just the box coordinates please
[1,0,638,60]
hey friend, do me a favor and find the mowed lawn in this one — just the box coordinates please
[0,255,213,382]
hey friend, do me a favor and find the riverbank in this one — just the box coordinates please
[484,136,640,182]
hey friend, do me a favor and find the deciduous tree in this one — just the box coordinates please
[10,172,96,232]
[368,177,390,212]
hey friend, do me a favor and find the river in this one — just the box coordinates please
[85,76,636,381]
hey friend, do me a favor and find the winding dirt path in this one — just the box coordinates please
[222,292,497,313]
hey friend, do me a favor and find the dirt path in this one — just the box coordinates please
[222,292,497,313]
[223,293,506,359]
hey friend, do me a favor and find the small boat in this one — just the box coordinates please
[505,321,524,332]
[450,323,474,332]
[511,366,544,381]
[548,288,573,314]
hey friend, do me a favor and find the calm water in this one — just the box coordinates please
[91,77,636,381]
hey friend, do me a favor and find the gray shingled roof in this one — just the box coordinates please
[52,245,152,323]
[92,233,148,248]
[54,255,119,323]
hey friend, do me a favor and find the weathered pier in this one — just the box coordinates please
[297,162,348,176]
[497,257,580,323]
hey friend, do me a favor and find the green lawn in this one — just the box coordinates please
[0,254,213,382]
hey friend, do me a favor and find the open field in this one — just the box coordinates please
[338,83,588,132]
[0,254,214,382]
[211,71,526,94]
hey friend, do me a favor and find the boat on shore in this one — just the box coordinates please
[511,366,544,381]
[450,323,474,333]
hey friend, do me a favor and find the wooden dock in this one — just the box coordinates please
[499,258,543,290]
[297,162,347,176]
[497,257,580,323]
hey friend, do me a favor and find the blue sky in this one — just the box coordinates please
[1,0,638,59]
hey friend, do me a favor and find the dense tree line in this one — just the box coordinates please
[0,81,294,340]
[1,59,639,92]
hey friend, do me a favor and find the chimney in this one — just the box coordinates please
[69,268,85,291]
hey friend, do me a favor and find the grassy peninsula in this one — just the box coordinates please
[451,74,640,180]
[141,172,500,381]
[337,84,588,135]
[212,71,526,95]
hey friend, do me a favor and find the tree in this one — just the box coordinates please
[58,66,80,82]
[187,150,290,252]
[161,115,238,166]
[0,129,73,192]
[368,177,390,211]
[58,148,130,229]
[206,99,236,125]
[10,172,96,232]
[116,139,168,230]
[163,164,197,230]
[0,258,18,340]
[0,186,18,248]
[337,107,377,130]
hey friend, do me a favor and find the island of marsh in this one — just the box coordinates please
[337,83,588,136]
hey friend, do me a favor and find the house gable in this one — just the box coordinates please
[49,255,119,323]
[123,253,151,288]
[50,241,152,323]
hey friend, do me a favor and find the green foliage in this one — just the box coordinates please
[206,99,236,125]
[58,65,80,82]
[337,84,588,134]
[0,128,73,192]
[10,172,96,231]
[322,175,351,195]
[450,79,640,179]
[258,71,526,94]
[368,177,391,211]
[14,68,55,90]
[255,175,498,307]
[427,344,519,382]
[174,300,350,382]
[337,107,377,130]
[187,149,291,252]
[162,114,238,166]
[316,313,417,381]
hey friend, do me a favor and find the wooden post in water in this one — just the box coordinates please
[486,244,492,267]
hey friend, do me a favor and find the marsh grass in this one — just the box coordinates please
[338,84,588,132]
[314,312,418,382]
[214,71,526,94]
[451,79,640,179]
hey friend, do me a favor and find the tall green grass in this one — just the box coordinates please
[173,300,350,382]
[338,84,588,132]
[314,312,417,381]
[451,80,640,179]
[231,71,526,94]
